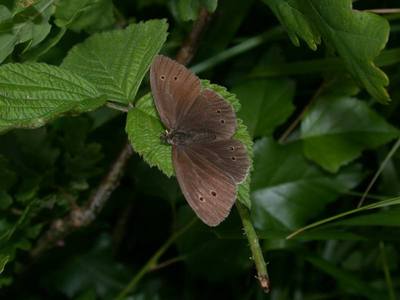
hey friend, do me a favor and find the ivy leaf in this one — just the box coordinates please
[263,0,390,103]
[126,81,253,207]
[251,138,362,235]
[55,0,115,33]
[301,96,399,173]
[0,63,106,133]
[62,19,168,104]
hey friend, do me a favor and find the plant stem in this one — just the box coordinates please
[287,196,400,239]
[236,202,270,292]
[358,138,400,207]
[191,27,284,74]
[114,218,197,300]
[106,102,130,112]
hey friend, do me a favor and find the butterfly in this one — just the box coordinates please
[150,55,250,226]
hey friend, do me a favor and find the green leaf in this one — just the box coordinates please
[233,48,295,138]
[126,92,173,177]
[0,63,106,133]
[0,192,13,210]
[251,137,362,235]
[0,254,10,274]
[0,0,54,63]
[262,0,320,49]
[0,5,16,63]
[42,234,131,299]
[0,155,17,190]
[173,0,218,22]
[62,19,168,104]
[287,196,400,240]
[55,0,115,33]
[235,78,295,137]
[12,0,53,48]
[301,96,399,173]
[263,0,390,103]
[306,256,383,299]
[126,81,253,207]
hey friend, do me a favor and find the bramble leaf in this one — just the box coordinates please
[62,19,168,103]
[0,63,106,133]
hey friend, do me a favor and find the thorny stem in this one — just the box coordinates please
[236,202,270,293]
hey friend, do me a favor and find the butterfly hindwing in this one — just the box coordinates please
[173,145,237,226]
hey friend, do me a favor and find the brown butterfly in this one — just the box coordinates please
[150,55,250,226]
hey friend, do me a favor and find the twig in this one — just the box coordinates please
[358,138,400,208]
[278,81,327,143]
[115,218,197,300]
[31,143,133,258]
[366,8,400,14]
[236,202,270,293]
[175,8,212,65]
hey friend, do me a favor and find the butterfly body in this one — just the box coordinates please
[150,55,250,226]
[164,129,217,145]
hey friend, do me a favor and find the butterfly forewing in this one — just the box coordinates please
[177,89,236,141]
[173,145,237,226]
[150,55,201,129]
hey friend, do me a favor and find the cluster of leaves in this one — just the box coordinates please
[1,0,400,299]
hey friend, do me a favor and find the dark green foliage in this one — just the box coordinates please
[1,0,400,299]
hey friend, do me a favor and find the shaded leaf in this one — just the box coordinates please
[0,0,54,63]
[301,96,399,172]
[263,0,390,103]
[235,78,295,137]
[306,255,383,299]
[55,0,115,33]
[0,192,13,210]
[251,137,362,235]
[0,5,16,63]
[0,254,9,274]
[62,19,168,103]
[0,63,106,133]
[262,0,320,49]
[172,0,218,22]
[43,234,131,299]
